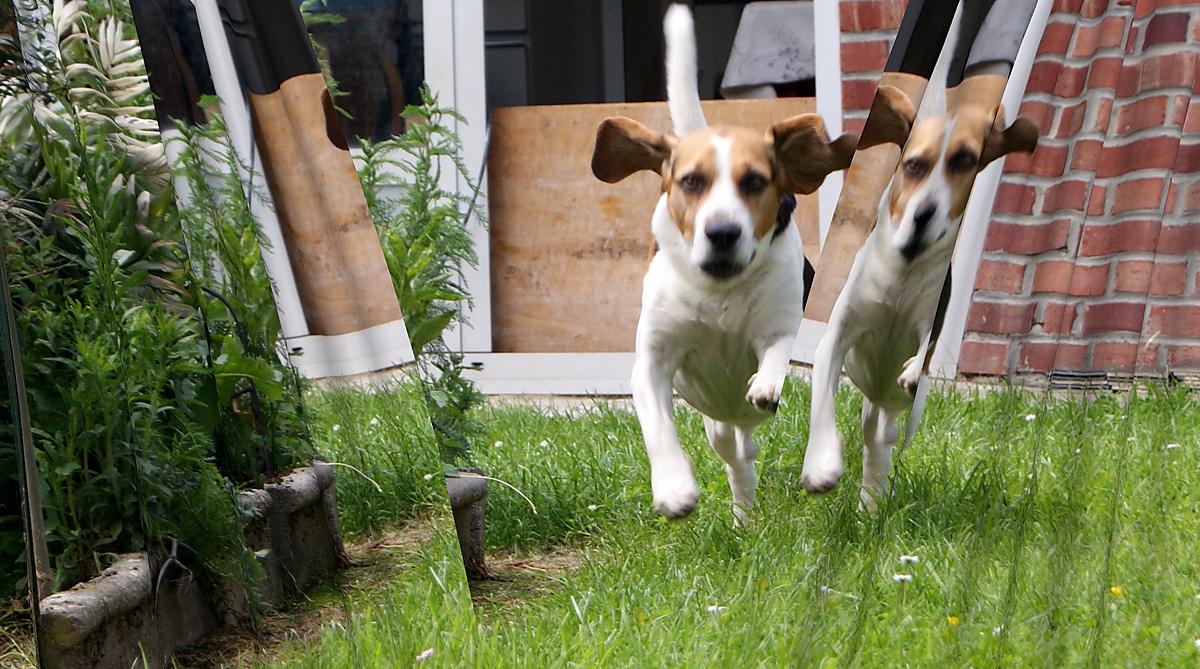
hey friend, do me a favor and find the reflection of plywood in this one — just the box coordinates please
[489,98,819,353]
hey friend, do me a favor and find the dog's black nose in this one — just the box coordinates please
[705,223,742,249]
[913,204,937,229]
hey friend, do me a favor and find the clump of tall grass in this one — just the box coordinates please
[354,89,485,467]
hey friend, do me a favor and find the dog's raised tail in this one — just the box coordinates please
[664,4,707,136]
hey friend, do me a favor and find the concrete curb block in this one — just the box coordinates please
[446,468,490,580]
[40,554,151,648]
[38,463,344,669]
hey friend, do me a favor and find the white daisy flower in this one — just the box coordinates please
[1165,443,1181,450]
[415,648,435,662]
[706,605,727,614]
[494,440,504,448]
[332,424,341,432]
[423,473,434,481]
[1074,448,1081,455]
[892,574,913,584]
[899,555,920,565]
[1024,414,1036,422]
[369,417,380,426]
[538,439,550,448]
[587,504,598,512]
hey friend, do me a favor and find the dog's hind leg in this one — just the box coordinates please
[859,401,901,511]
[704,417,758,525]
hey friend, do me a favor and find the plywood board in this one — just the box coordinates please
[488,98,819,353]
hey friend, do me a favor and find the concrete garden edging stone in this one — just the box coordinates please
[445,467,490,580]
[38,462,344,669]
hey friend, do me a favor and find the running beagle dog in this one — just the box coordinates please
[591,5,855,522]
[800,84,1037,507]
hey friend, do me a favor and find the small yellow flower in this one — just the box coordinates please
[947,616,959,627]
[635,610,647,624]
[1110,586,1123,596]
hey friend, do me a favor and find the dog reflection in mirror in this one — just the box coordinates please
[591,5,856,523]
[801,84,1037,508]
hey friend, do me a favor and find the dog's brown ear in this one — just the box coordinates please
[770,113,858,195]
[591,117,676,183]
[980,106,1039,168]
[858,85,917,150]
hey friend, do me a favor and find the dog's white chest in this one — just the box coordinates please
[838,241,947,409]
[639,254,802,426]
[672,314,761,425]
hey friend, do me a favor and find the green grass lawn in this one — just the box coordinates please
[269,377,1200,668]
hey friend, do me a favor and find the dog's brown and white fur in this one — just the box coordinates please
[591,6,855,522]
[800,85,1037,507]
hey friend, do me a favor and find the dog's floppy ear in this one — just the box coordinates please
[592,117,676,183]
[769,113,858,195]
[980,106,1039,168]
[858,84,917,150]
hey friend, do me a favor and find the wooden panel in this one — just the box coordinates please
[488,98,819,353]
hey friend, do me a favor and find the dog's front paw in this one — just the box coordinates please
[800,437,843,494]
[652,466,700,519]
[898,356,922,396]
[745,372,782,414]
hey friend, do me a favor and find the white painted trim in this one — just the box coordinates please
[812,0,843,250]
[791,318,826,365]
[794,0,847,366]
[288,319,415,379]
[426,0,493,354]
[460,353,635,395]
[192,0,309,339]
[456,352,824,396]
[929,0,1053,378]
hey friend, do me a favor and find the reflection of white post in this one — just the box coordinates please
[191,0,415,377]
[192,0,307,339]
[931,0,1053,378]
[812,0,843,249]
[793,0,845,364]
[161,128,230,288]
[423,0,492,355]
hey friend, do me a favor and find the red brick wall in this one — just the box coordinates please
[839,0,910,135]
[959,0,1200,376]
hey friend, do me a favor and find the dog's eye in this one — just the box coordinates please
[902,158,929,179]
[739,172,769,195]
[679,173,707,194]
[946,149,979,173]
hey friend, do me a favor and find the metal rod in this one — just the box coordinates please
[0,240,50,665]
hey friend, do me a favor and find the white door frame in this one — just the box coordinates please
[421,0,1050,394]
[436,0,844,394]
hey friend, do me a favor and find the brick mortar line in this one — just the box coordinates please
[1019,86,1195,111]
[1032,41,1194,68]
[839,32,900,44]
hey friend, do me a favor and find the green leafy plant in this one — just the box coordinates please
[355,88,485,466]
[0,0,299,604]
[169,104,315,485]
